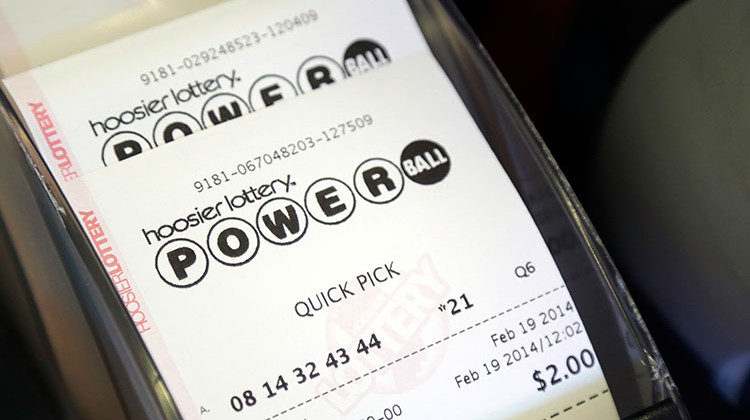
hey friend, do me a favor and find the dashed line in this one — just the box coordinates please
[542,388,610,419]
[263,285,566,420]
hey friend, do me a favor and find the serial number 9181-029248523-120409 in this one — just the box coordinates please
[140,9,320,85]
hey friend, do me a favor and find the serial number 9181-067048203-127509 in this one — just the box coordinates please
[193,113,374,193]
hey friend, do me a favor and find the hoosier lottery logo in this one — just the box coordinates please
[150,140,450,288]
[95,39,392,166]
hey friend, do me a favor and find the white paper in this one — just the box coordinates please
[3,0,619,418]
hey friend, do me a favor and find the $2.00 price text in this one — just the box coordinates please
[531,348,597,392]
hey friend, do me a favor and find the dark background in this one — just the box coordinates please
[1,0,742,418]
[457,1,742,419]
